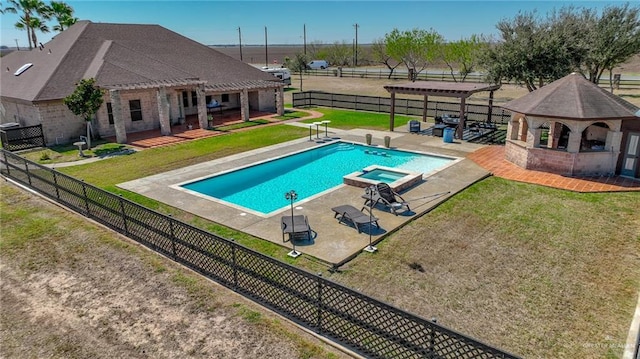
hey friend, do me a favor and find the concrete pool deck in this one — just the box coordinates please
[118,125,489,268]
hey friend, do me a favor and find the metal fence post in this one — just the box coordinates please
[25,161,32,186]
[52,170,60,199]
[231,242,238,290]
[316,273,323,334]
[81,180,90,216]
[2,151,10,176]
[168,215,177,259]
[118,195,129,235]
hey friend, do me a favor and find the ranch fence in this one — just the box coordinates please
[0,149,520,359]
[298,68,640,89]
[292,91,512,125]
[0,124,46,151]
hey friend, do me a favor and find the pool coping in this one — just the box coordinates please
[118,129,490,267]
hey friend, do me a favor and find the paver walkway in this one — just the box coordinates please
[468,145,640,192]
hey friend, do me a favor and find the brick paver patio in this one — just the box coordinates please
[468,145,640,192]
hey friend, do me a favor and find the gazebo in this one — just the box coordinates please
[501,73,640,177]
[384,81,501,137]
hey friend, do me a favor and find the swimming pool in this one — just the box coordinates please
[180,142,455,215]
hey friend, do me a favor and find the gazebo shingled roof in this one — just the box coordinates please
[501,73,640,120]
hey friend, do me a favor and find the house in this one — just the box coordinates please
[501,73,640,178]
[0,21,285,145]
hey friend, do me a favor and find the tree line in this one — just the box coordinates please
[1,0,77,50]
[286,3,640,92]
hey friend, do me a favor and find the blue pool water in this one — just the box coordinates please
[182,142,453,215]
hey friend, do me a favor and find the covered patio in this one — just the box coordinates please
[384,81,501,138]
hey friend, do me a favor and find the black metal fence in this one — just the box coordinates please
[0,124,46,151]
[0,149,519,359]
[293,91,512,125]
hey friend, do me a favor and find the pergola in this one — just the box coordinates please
[384,81,501,138]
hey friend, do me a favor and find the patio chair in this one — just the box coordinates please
[281,215,312,242]
[363,183,411,216]
[331,204,379,233]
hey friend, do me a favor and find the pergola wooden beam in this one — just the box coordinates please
[384,81,501,138]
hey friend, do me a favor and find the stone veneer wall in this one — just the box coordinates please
[505,140,618,176]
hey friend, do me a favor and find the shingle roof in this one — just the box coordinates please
[0,21,281,102]
[501,73,640,120]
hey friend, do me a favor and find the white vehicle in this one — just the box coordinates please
[307,60,329,70]
[261,67,292,86]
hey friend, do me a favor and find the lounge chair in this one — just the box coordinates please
[331,205,379,233]
[363,183,411,216]
[281,215,311,242]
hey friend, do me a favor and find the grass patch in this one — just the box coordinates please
[211,119,270,131]
[21,141,132,164]
[273,109,309,120]
[300,107,416,130]
[329,177,640,358]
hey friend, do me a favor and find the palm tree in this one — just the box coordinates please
[4,0,50,50]
[28,16,49,48]
[49,1,76,32]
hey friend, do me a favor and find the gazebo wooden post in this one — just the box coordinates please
[458,97,466,139]
[488,90,494,124]
[422,95,428,122]
[389,91,396,131]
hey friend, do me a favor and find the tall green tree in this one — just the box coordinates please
[583,3,640,85]
[385,28,444,81]
[49,1,76,31]
[64,78,104,150]
[370,38,401,79]
[441,34,487,82]
[3,0,49,50]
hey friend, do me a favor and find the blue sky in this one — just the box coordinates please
[0,0,631,47]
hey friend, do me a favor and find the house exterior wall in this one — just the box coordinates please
[256,89,276,112]
[96,89,162,137]
[1,99,86,145]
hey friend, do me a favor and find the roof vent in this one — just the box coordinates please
[14,63,33,76]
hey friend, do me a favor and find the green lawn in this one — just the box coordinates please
[300,107,416,130]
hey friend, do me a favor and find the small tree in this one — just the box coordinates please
[63,78,103,149]
[385,28,444,81]
[370,38,401,79]
[441,34,487,82]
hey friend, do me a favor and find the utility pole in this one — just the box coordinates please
[303,24,307,56]
[238,27,243,62]
[264,26,268,67]
[353,23,359,67]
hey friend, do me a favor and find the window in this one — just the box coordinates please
[129,100,142,122]
[182,91,189,108]
[107,102,114,124]
[205,95,212,104]
[221,94,229,102]
[191,91,198,107]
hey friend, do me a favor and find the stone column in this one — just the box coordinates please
[240,89,249,121]
[276,88,284,116]
[531,128,542,148]
[168,90,179,123]
[196,85,207,129]
[567,126,582,153]
[548,122,562,149]
[157,87,171,135]
[519,118,528,142]
[109,89,127,144]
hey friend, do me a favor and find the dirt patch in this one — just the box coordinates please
[0,182,350,359]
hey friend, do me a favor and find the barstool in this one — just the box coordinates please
[312,122,323,142]
[321,120,331,140]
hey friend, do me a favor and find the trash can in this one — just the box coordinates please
[409,120,420,133]
[384,136,391,148]
[365,133,372,145]
[443,127,454,143]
